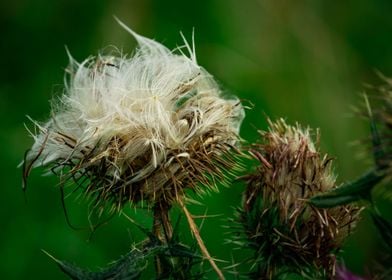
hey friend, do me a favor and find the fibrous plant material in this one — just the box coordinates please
[22,20,244,279]
[238,119,361,279]
[23,21,244,213]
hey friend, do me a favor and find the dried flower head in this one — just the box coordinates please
[240,119,361,278]
[23,22,244,213]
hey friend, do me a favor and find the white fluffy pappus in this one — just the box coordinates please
[23,21,245,212]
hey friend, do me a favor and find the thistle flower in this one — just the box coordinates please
[23,21,244,214]
[240,119,361,279]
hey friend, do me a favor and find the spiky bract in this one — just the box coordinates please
[239,119,360,279]
[23,23,244,213]
[366,76,392,177]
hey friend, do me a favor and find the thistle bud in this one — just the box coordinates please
[241,119,360,279]
[23,23,244,213]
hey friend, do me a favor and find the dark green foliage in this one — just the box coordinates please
[362,212,392,279]
[45,244,161,280]
[154,216,204,280]
[371,212,392,252]
[46,217,204,280]
[310,106,388,208]
[310,169,384,208]
[308,91,392,278]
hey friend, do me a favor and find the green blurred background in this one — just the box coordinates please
[2,0,392,278]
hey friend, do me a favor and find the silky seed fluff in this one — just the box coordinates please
[23,21,244,213]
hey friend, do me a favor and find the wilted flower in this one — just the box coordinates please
[240,119,361,279]
[23,22,244,213]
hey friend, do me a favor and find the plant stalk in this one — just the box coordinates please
[178,198,225,280]
[152,201,173,277]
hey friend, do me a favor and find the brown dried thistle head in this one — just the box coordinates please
[241,119,361,278]
[22,23,244,214]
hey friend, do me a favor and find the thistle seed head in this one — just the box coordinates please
[242,119,360,277]
[23,23,244,213]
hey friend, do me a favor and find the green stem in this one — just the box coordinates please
[152,201,173,278]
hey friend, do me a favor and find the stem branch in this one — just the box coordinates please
[153,205,163,276]
[152,201,174,277]
[178,199,225,280]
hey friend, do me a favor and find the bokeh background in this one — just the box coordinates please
[2,0,392,279]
